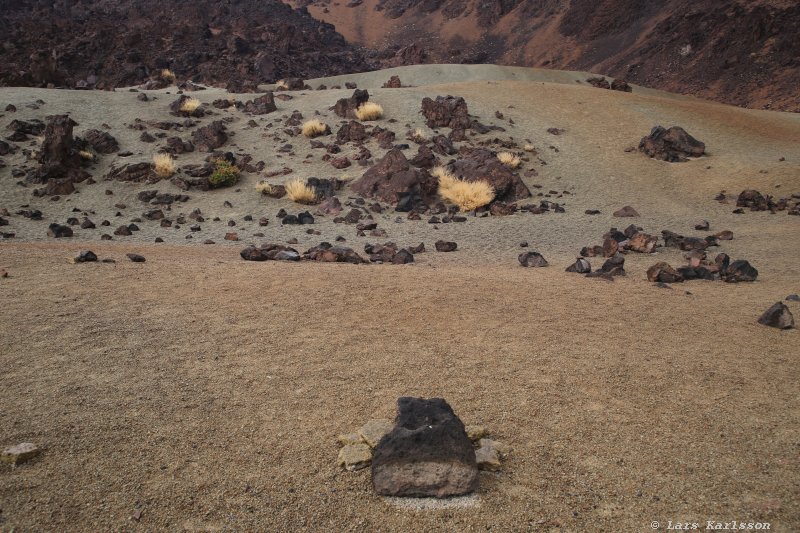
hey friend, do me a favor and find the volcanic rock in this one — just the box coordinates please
[613,205,640,217]
[723,260,758,283]
[83,129,119,154]
[243,92,277,115]
[334,89,369,119]
[421,96,471,130]
[647,262,683,283]
[639,126,705,162]
[435,240,457,252]
[371,397,478,498]
[758,303,795,329]
[192,121,228,152]
[27,115,89,186]
[566,257,592,273]
[47,223,73,238]
[351,149,437,207]
[518,251,548,267]
[449,148,530,203]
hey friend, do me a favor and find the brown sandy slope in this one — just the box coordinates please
[291,0,800,111]
[1,66,799,530]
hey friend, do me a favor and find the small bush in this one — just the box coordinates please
[355,102,383,121]
[523,143,535,152]
[275,79,289,90]
[209,160,240,189]
[302,119,329,138]
[497,151,521,168]
[285,178,317,204]
[180,97,201,115]
[434,165,494,212]
[410,127,428,142]
[160,69,176,83]
[255,180,275,195]
[152,153,176,178]
[78,150,95,161]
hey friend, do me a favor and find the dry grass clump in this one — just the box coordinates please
[78,150,95,161]
[255,180,275,195]
[434,165,494,212]
[160,69,176,83]
[302,119,329,138]
[497,151,521,168]
[285,178,318,204]
[152,153,176,178]
[180,97,201,114]
[523,143,535,152]
[355,102,383,121]
[410,128,428,142]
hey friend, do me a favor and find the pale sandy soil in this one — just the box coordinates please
[1,65,799,531]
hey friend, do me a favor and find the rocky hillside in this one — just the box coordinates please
[0,0,372,90]
[291,0,800,111]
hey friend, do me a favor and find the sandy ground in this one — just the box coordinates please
[1,65,799,531]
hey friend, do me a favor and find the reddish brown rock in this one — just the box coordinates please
[758,302,795,329]
[448,148,530,203]
[351,149,437,208]
[639,126,705,162]
[421,96,471,130]
[647,262,683,283]
[334,89,369,119]
[518,251,548,267]
[613,205,640,217]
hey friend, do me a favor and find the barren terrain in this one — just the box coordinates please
[1,65,799,531]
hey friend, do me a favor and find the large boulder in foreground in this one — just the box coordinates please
[449,148,531,203]
[372,397,478,498]
[351,149,437,208]
[638,126,705,162]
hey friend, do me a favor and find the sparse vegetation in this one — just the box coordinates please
[355,102,383,121]
[152,153,176,178]
[302,119,329,138]
[434,165,495,212]
[285,178,318,204]
[78,150,95,161]
[275,79,289,90]
[209,160,240,189]
[255,180,275,195]
[523,143,535,152]
[497,151,521,168]
[160,69,176,83]
[410,128,428,142]
[180,97,201,115]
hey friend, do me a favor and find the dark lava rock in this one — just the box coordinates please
[351,149,437,208]
[736,189,769,211]
[334,89,369,119]
[46,223,72,238]
[610,79,632,92]
[303,242,367,264]
[518,251,548,267]
[723,260,758,283]
[646,262,683,283]
[382,75,402,88]
[126,253,146,263]
[566,257,591,274]
[106,162,159,184]
[372,397,478,498]
[336,121,367,143]
[758,302,795,329]
[639,125,705,162]
[240,244,301,261]
[83,129,119,154]
[243,92,277,115]
[27,115,88,187]
[191,121,228,152]
[74,250,97,263]
[435,240,458,252]
[613,205,640,217]
[114,225,132,236]
[421,96,471,131]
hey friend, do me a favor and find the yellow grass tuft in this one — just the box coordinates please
[284,178,318,204]
[410,127,428,142]
[152,153,176,178]
[355,102,383,121]
[255,180,275,195]
[434,165,495,212]
[180,97,201,114]
[275,80,289,90]
[160,69,176,83]
[497,151,521,168]
[302,119,329,138]
[78,150,95,161]
[523,143,535,152]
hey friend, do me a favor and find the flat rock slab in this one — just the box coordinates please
[358,419,393,448]
[337,443,372,471]
[2,442,41,465]
[372,397,478,498]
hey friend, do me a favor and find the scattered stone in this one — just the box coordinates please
[2,442,41,465]
[758,302,795,329]
[114,225,132,236]
[338,443,372,471]
[47,223,73,238]
[435,240,457,252]
[613,206,640,217]
[358,419,394,448]
[638,125,705,162]
[126,253,146,263]
[723,260,758,283]
[74,250,98,263]
[566,257,591,274]
[371,397,478,498]
[647,262,683,283]
[518,251,548,267]
[475,439,508,471]
[465,426,488,442]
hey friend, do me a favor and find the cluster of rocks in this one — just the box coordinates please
[638,125,705,162]
[337,397,509,498]
[716,189,800,215]
[585,76,632,92]
[580,225,659,258]
[646,254,758,283]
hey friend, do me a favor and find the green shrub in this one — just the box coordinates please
[209,160,240,189]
